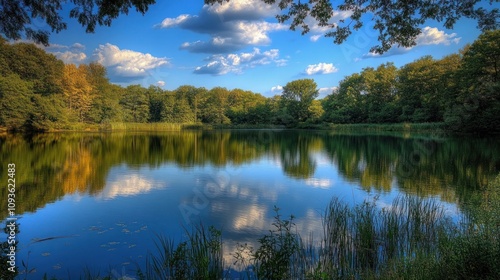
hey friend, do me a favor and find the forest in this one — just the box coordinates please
[0,30,499,134]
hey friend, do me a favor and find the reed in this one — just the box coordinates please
[109,122,184,131]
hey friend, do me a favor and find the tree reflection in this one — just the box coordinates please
[0,131,498,220]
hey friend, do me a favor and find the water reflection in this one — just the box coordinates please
[97,171,167,200]
[0,131,499,220]
[0,130,498,278]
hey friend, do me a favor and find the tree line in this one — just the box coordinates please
[0,30,499,133]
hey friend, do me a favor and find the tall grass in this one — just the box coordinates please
[302,122,447,133]
[109,122,184,131]
[144,225,224,280]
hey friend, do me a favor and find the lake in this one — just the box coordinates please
[1,130,499,279]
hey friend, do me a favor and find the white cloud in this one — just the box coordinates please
[42,42,88,64]
[206,0,279,19]
[305,63,338,75]
[362,26,460,59]
[155,14,192,28]
[53,51,87,64]
[416,26,461,46]
[271,85,283,93]
[156,81,166,87]
[310,34,322,42]
[306,10,351,42]
[155,0,286,53]
[194,48,286,75]
[93,43,170,80]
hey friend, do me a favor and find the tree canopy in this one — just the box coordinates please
[0,0,155,45]
[206,0,500,53]
[0,30,499,133]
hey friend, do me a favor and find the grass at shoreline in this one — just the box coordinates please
[1,122,449,134]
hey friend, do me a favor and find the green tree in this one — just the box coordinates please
[173,97,195,123]
[322,73,366,123]
[85,63,121,124]
[175,85,207,124]
[0,74,33,130]
[281,79,319,123]
[147,85,166,123]
[398,55,461,123]
[27,94,68,131]
[0,0,156,45]
[3,41,64,95]
[307,100,324,124]
[120,85,150,123]
[206,0,499,53]
[363,63,399,123]
[202,87,230,124]
[445,30,500,133]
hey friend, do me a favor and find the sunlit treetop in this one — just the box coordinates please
[206,0,500,53]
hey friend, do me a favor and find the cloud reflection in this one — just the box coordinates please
[97,174,166,200]
[304,178,332,189]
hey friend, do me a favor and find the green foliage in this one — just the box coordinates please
[281,79,319,124]
[254,207,299,280]
[120,85,150,123]
[321,30,499,134]
[202,87,231,124]
[146,225,224,280]
[0,74,33,130]
[0,0,156,45]
[0,42,64,95]
[322,73,367,123]
[444,30,500,133]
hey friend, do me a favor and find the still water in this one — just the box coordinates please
[1,130,499,279]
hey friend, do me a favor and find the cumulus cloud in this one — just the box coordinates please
[194,47,286,75]
[271,85,283,93]
[156,81,166,87]
[416,26,461,46]
[54,51,87,64]
[155,0,286,53]
[93,43,170,81]
[362,26,460,59]
[305,63,338,75]
[44,42,88,64]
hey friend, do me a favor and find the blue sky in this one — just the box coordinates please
[36,0,497,98]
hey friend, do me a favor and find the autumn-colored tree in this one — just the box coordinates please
[62,64,93,121]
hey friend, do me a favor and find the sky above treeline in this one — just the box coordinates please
[30,0,496,98]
